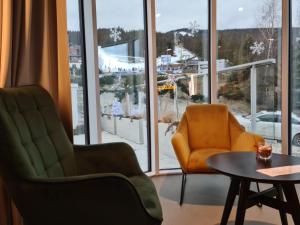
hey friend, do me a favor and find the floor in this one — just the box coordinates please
[152,174,296,225]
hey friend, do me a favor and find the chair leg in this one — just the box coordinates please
[179,172,187,205]
[256,182,262,208]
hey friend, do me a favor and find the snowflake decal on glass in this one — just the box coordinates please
[189,21,200,36]
[250,41,265,55]
[110,28,121,42]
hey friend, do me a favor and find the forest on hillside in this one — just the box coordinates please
[69,27,285,65]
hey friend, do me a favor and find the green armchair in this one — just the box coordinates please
[0,86,162,225]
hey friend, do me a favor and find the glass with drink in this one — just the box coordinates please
[257,142,272,161]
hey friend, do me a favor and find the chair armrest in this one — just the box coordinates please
[74,142,143,176]
[171,132,191,171]
[231,131,264,152]
[9,174,160,225]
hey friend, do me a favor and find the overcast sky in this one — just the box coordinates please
[67,0,299,32]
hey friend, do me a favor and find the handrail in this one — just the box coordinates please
[218,58,276,73]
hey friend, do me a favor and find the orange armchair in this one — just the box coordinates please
[171,104,264,204]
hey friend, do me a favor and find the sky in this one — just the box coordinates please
[67,0,298,32]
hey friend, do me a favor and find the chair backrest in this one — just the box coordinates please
[0,86,76,179]
[185,104,231,150]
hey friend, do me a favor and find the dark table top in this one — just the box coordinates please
[207,152,300,184]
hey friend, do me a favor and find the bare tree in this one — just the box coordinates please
[257,0,281,59]
[256,0,281,110]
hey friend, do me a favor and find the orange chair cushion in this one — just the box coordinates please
[186,105,231,150]
[187,148,230,173]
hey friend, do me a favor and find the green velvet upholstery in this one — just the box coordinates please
[0,86,162,225]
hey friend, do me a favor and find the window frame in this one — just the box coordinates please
[74,0,291,174]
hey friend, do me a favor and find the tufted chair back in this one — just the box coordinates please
[0,86,76,179]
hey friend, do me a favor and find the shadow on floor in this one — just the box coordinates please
[158,174,261,206]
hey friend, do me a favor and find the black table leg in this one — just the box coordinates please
[220,178,240,225]
[282,183,300,225]
[274,184,288,225]
[256,182,262,207]
[235,179,250,225]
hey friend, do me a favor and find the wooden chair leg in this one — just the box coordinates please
[179,172,187,205]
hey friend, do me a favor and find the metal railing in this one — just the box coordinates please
[157,58,277,131]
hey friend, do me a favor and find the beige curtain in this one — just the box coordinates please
[0,0,72,136]
[0,1,73,225]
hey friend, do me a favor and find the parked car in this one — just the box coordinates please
[235,111,300,146]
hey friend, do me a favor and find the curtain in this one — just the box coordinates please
[0,1,72,225]
[0,0,72,137]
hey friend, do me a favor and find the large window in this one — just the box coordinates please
[66,0,296,173]
[67,0,87,144]
[96,0,149,171]
[217,0,282,152]
[291,0,300,156]
[155,0,209,169]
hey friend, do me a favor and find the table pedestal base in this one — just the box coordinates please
[220,178,300,225]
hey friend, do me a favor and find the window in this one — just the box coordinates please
[95,0,150,171]
[66,0,87,144]
[292,117,300,125]
[291,0,300,155]
[66,0,296,174]
[276,115,282,123]
[258,115,276,123]
[155,0,209,169]
[217,0,282,152]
